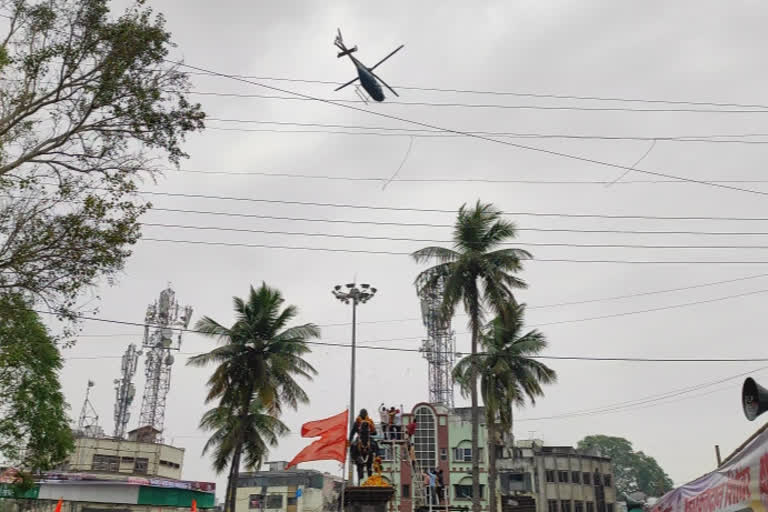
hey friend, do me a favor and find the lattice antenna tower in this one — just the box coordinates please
[77,380,104,438]
[137,286,193,442]
[417,275,456,409]
[113,343,142,439]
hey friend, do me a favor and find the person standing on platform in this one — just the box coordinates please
[379,403,389,440]
[437,469,445,504]
[392,405,403,440]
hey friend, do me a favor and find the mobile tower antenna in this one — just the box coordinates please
[417,275,456,409]
[77,380,103,437]
[137,286,193,442]
[113,343,142,439]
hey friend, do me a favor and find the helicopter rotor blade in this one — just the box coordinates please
[334,76,360,92]
[370,70,399,97]
[369,44,404,71]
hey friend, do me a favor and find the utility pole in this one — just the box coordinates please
[332,282,377,483]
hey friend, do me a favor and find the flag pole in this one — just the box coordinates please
[340,406,350,512]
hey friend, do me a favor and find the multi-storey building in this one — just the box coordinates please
[234,461,343,512]
[379,403,616,512]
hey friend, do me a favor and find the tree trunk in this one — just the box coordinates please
[228,443,243,512]
[470,323,481,512]
[488,420,498,512]
[224,455,236,512]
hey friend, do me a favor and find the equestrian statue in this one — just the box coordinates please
[349,408,379,483]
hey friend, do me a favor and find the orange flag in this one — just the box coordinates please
[191,499,197,512]
[286,410,349,469]
[54,499,63,512]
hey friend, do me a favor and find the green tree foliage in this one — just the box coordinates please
[0,293,74,474]
[577,435,674,498]
[188,283,319,512]
[0,0,204,323]
[412,201,530,512]
[454,304,556,512]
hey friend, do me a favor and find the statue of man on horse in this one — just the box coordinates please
[349,408,379,483]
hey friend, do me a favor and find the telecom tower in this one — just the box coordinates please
[113,344,141,439]
[77,380,104,437]
[137,286,193,442]
[417,276,456,409]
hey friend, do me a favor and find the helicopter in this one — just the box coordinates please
[333,29,404,102]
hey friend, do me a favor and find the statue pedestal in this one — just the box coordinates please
[344,486,395,512]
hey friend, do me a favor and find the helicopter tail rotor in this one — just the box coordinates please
[336,45,358,58]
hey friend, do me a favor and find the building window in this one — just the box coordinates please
[586,503,594,512]
[562,502,572,512]
[382,444,394,461]
[603,475,612,487]
[287,497,297,506]
[453,447,472,462]
[545,470,556,483]
[606,505,614,512]
[121,457,135,464]
[440,448,448,461]
[92,454,120,472]
[454,484,484,500]
[495,445,504,459]
[267,495,283,509]
[134,457,149,474]
[571,472,581,484]
[548,500,559,512]
[558,471,569,483]
[402,484,411,498]
[583,473,591,485]
[575,502,584,512]
[249,495,261,509]
[414,406,437,470]
[593,472,601,486]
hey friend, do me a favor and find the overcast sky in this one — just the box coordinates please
[57,0,768,499]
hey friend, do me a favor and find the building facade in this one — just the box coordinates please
[378,403,616,512]
[498,441,616,512]
[234,461,343,512]
[61,429,184,480]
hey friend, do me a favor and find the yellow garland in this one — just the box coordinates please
[361,456,391,487]
[362,474,391,487]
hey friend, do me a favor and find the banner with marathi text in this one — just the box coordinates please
[653,427,768,512]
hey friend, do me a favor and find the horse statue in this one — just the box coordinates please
[349,408,379,483]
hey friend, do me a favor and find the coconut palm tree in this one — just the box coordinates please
[188,283,319,512]
[412,201,530,512]
[200,400,288,509]
[454,303,557,512]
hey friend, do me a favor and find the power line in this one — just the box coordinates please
[169,60,768,199]
[139,237,768,263]
[147,206,768,236]
[50,283,768,351]
[192,90,768,114]
[517,366,767,422]
[186,71,768,111]
[169,167,768,186]
[72,273,768,337]
[205,118,768,145]
[53,304,768,362]
[142,222,768,250]
[134,188,768,221]
[206,123,768,146]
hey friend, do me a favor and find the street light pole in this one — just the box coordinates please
[332,282,377,484]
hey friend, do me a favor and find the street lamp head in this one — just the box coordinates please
[346,283,355,289]
[334,285,342,291]
[371,287,377,294]
[361,283,370,289]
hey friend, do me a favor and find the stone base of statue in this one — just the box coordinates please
[344,485,395,512]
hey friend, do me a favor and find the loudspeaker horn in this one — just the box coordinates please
[742,377,768,421]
